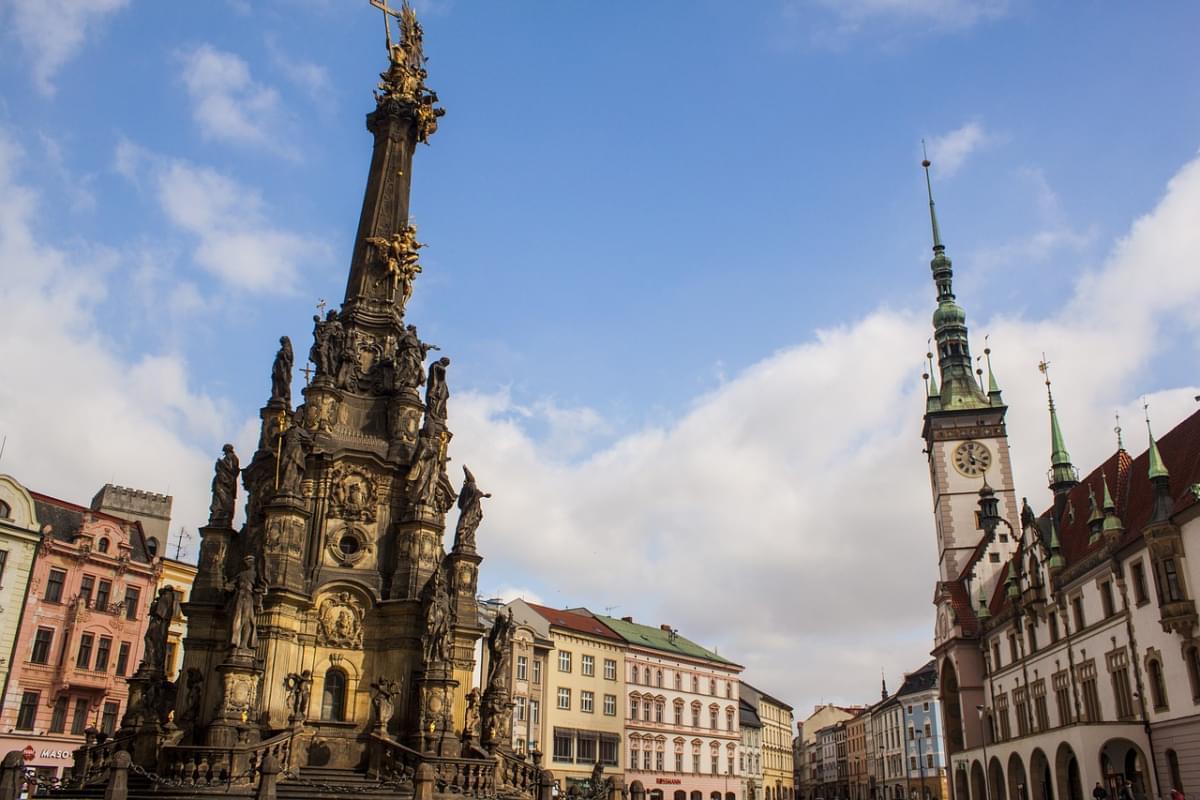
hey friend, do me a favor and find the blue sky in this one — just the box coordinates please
[2,0,1200,713]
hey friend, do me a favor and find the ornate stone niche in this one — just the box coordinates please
[327,465,381,522]
[326,524,375,568]
[316,591,366,650]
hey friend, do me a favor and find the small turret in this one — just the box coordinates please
[1145,407,1173,524]
[1101,471,1124,540]
[1047,518,1065,575]
[1086,484,1104,544]
[1038,357,1079,514]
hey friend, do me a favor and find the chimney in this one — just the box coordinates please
[621,616,633,623]
[660,624,672,632]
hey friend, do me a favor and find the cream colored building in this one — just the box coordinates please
[747,685,794,800]
[797,704,858,800]
[156,556,198,681]
[508,600,626,791]
[0,476,41,712]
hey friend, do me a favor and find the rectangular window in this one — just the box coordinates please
[674,704,682,725]
[1008,633,1019,663]
[711,755,718,774]
[1053,670,1073,726]
[710,708,718,729]
[1163,558,1184,602]
[1100,580,1116,618]
[578,736,597,765]
[693,754,701,773]
[994,693,1011,741]
[1108,649,1135,720]
[1032,679,1049,731]
[96,579,111,611]
[558,651,572,673]
[165,641,177,678]
[16,691,39,730]
[1077,661,1102,722]
[517,656,528,681]
[676,753,684,772]
[926,754,933,768]
[581,690,594,713]
[604,658,616,680]
[77,633,94,669]
[692,706,700,727]
[1027,619,1039,654]
[123,586,140,620]
[557,687,570,709]
[1131,560,1150,605]
[95,637,112,672]
[692,676,698,693]
[71,698,89,734]
[582,654,595,676]
[115,641,131,676]
[600,737,618,767]
[674,673,682,690]
[991,640,1002,670]
[1072,594,1086,630]
[31,628,54,664]
[532,659,542,685]
[1013,688,1030,736]
[631,698,639,719]
[656,751,664,772]
[515,696,527,721]
[604,694,616,716]
[530,700,539,724]
[657,702,665,723]
[45,568,66,603]
[101,702,119,735]
[1048,612,1060,643]
[79,574,95,606]
[553,730,573,762]
[49,696,68,733]
[728,755,734,774]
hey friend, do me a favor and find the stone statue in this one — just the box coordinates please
[396,324,437,390]
[421,569,452,665]
[405,428,447,508]
[366,226,424,308]
[587,762,612,800]
[141,586,179,676]
[461,687,481,743]
[453,465,490,551]
[226,556,261,651]
[485,608,515,694]
[182,668,204,722]
[336,327,361,391]
[277,416,308,496]
[270,336,293,406]
[370,677,401,731]
[425,356,451,422]
[208,444,240,527]
[284,670,312,722]
[310,310,343,379]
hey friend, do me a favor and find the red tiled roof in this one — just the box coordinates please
[943,580,980,635]
[988,408,1200,617]
[527,603,623,641]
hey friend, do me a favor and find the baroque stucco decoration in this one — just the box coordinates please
[316,591,366,649]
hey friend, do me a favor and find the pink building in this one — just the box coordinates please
[0,490,161,782]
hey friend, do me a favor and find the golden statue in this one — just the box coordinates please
[366,225,424,307]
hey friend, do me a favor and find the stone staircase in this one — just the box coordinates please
[277,766,409,798]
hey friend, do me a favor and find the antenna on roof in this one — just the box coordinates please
[1114,411,1124,450]
[0,434,6,463]
[172,525,192,561]
[603,605,620,614]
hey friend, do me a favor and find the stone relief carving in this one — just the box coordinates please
[316,591,365,650]
[265,517,305,556]
[328,466,380,522]
[303,392,341,433]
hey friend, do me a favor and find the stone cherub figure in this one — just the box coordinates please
[208,444,239,527]
[226,556,262,651]
[370,677,402,732]
[270,336,293,406]
[453,465,490,551]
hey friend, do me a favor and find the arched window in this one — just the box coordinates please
[1187,646,1200,703]
[0,500,11,519]
[97,537,110,553]
[321,668,347,721]
[1149,658,1169,710]
[656,669,663,687]
[146,537,159,558]
[644,666,652,684]
[1167,749,1184,792]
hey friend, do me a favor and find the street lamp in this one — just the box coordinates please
[975,707,990,800]
[915,732,926,800]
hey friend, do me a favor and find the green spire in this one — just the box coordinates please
[922,152,988,411]
[1145,403,1169,480]
[1048,519,1065,570]
[1039,356,1076,490]
[1101,471,1123,535]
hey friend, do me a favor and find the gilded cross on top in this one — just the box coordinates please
[369,0,404,51]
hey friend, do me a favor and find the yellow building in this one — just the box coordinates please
[508,600,626,791]
[156,555,198,681]
[746,684,795,800]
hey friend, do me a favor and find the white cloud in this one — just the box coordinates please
[809,0,1008,32]
[0,128,229,553]
[925,121,991,177]
[179,44,293,155]
[118,144,327,293]
[5,0,128,95]
[442,151,1200,711]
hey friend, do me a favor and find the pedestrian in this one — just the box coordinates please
[1093,783,1109,800]
[1170,788,1184,800]
[1117,781,1134,800]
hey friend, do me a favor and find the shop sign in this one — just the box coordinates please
[657,779,682,785]
[22,746,34,762]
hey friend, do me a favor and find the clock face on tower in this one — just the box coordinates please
[953,440,992,477]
